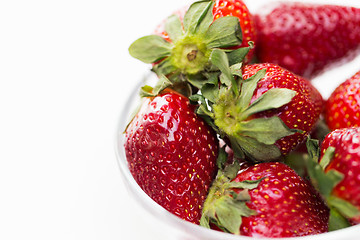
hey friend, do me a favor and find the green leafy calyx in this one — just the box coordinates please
[128,0,243,79]
[170,36,210,75]
[200,167,261,235]
[192,49,298,161]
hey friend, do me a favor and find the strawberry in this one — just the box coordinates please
[128,0,254,85]
[200,161,329,237]
[192,56,323,161]
[319,128,360,225]
[154,0,256,63]
[242,63,323,156]
[324,70,360,131]
[304,129,360,231]
[254,2,360,79]
[124,90,219,224]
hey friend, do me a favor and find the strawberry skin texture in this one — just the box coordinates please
[325,70,360,131]
[234,162,329,237]
[155,0,256,62]
[254,3,360,79]
[321,127,360,224]
[124,91,218,224]
[242,63,323,156]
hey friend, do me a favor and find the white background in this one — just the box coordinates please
[1,0,360,239]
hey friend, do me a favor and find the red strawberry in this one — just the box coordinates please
[155,0,256,63]
[194,59,323,161]
[254,2,360,79]
[129,0,254,83]
[124,90,219,224]
[191,50,322,162]
[241,63,323,156]
[319,127,360,224]
[201,162,329,237]
[325,70,360,131]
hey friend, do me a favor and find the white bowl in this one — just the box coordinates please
[116,0,360,238]
[115,72,360,240]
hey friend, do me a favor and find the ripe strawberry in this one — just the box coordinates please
[124,90,219,224]
[319,127,360,224]
[129,0,254,84]
[201,162,329,237]
[241,63,323,156]
[254,2,360,79]
[193,57,323,161]
[324,70,360,131]
[155,0,256,63]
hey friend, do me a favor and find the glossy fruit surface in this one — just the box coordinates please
[325,70,360,130]
[201,162,329,237]
[242,63,323,156]
[124,91,218,224]
[255,2,360,79]
[236,162,329,237]
[321,127,360,224]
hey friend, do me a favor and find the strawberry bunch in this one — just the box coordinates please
[123,0,360,238]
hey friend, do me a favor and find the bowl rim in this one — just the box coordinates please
[114,73,360,240]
